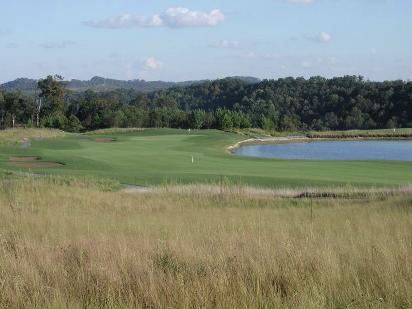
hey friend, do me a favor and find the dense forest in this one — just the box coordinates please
[1,75,411,132]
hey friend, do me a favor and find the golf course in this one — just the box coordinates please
[3,1,412,306]
[1,128,412,188]
[1,128,412,308]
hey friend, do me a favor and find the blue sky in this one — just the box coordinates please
[1,0,411,82]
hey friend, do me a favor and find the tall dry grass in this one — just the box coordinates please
[0,178,411,308]
[307,128,412,139]
[85,128,145,135]
[0,128,67,144]
[234,127,412,139]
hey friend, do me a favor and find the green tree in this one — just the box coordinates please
[65,115,83,132]
[215,108,233,130]
[260,115,275,131]
[37,75,65,116]
[41,111,67,129]
[3,92,34,128]
[189,109,206,129]
[0,91,5,128]
[280,115,301,131]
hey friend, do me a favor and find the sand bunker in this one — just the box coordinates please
[9,156,40,162]
[12,161,64,168]
[95,138,115,143]
[9,156,63,168]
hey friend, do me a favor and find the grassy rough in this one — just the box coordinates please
[0,178,411,308]
[0,128,67,144]
[307,128,412,138]
[235,128,412,139]
[85,127,146,135]
[0,171,121,192]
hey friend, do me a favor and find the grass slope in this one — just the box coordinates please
[0,128,411,187]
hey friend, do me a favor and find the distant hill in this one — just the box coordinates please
[1,78,38,92]
[0,76,261,93]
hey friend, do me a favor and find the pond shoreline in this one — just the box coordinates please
[226,135,412,154]
[227,134,412,154]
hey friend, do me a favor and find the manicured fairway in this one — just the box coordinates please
[1,129,412,187]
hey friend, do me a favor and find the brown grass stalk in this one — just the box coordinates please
[0,179,411,308]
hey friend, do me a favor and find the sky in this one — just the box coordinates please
[1,0,411,83]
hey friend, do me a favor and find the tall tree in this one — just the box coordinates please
[33,90,43,127]
[37,75,65,115]
[0,91,5,128]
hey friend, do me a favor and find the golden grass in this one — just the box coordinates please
[307,128,412,139]
[85,128,145,135]
[0,172,121,192]
[0,178,411,308]
[154,183,412,199]
[0,128,67,144]
[234,128,412,139]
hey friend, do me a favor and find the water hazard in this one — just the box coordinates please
[234,140,412,161]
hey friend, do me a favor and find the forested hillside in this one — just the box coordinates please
[1,75,411,132]
[1,76,260,93]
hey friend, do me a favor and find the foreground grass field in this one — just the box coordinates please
[0,177,411,308]
[0,128,412,187]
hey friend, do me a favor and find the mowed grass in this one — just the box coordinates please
[0,178,411,308]
[0,128,411,187]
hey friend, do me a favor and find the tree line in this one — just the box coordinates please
[1,75,411,132]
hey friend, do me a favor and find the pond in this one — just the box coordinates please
[233,140,412,161]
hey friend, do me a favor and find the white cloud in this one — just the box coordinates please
[162,8,224,28]
[305,32,332,43]
[209,40,240,49]
[143,57,163,70]
[84,8,224,29]
[318,32,332,43]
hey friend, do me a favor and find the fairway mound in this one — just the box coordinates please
[95,137,115,143]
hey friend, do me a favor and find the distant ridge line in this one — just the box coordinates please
[0,76,261,93]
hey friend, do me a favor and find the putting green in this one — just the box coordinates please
[0,128,411,187]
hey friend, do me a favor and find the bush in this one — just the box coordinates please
[65,115,83,132]
[41,112,67,130]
